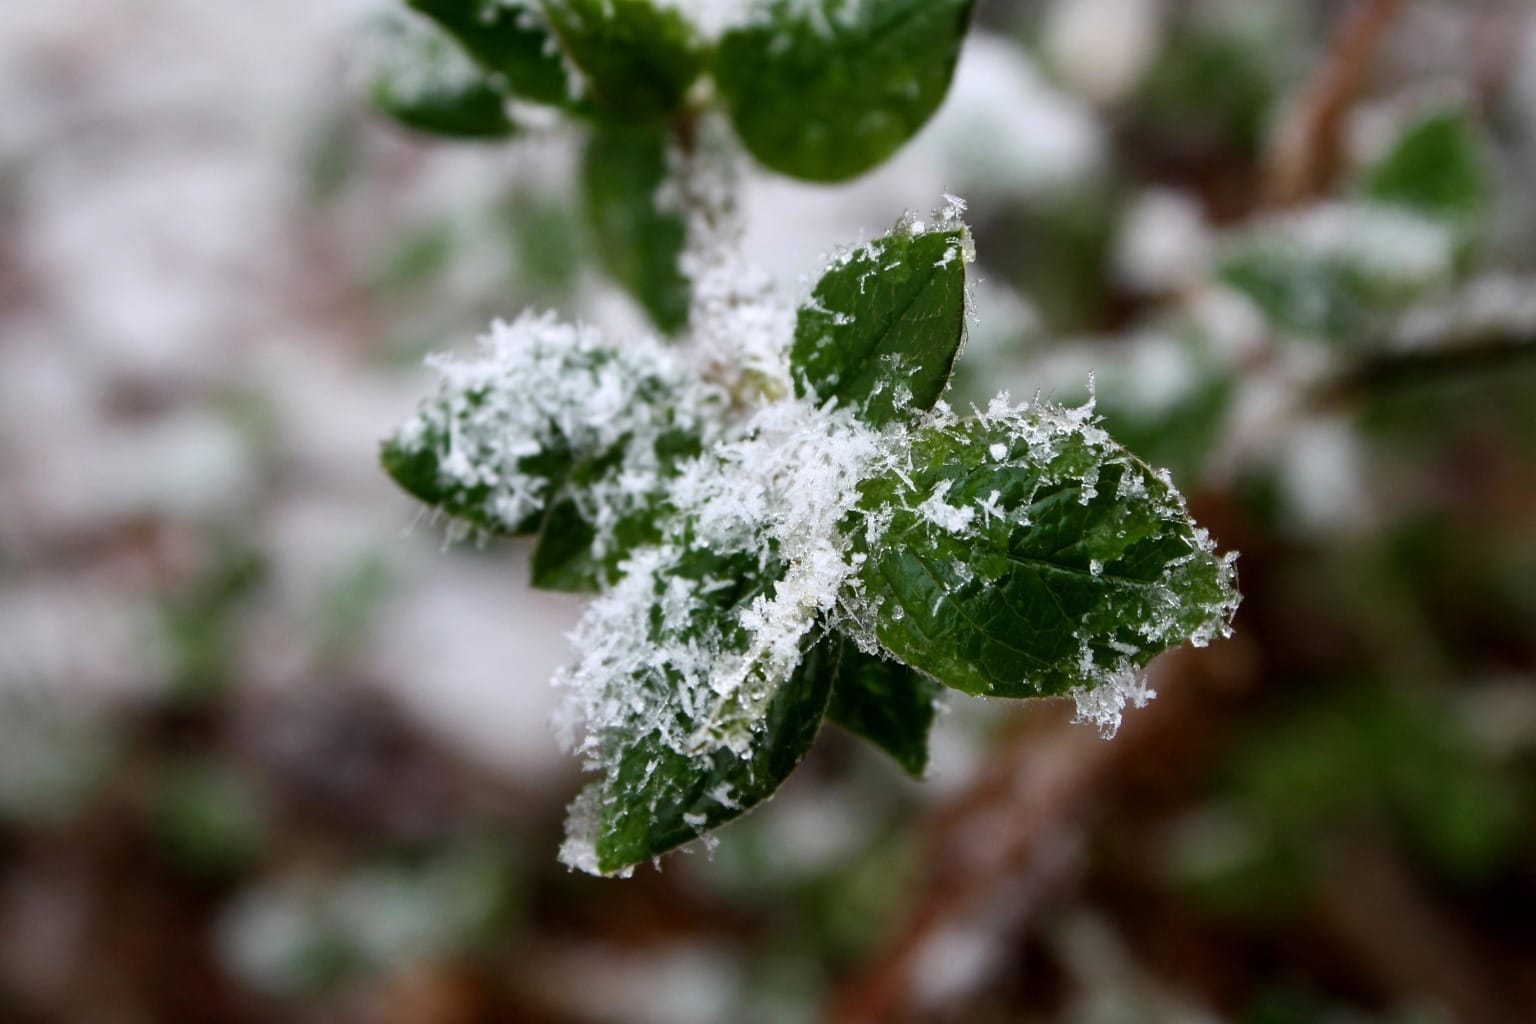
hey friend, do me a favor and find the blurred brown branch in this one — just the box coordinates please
[824,644,1247,1024]
[1265,0,1406,206]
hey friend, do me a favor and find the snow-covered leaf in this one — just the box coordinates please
[560,548,834,876]
[824,637,939,776]
[368,12,518,139]
[847,400,1238,735]
[381,312,719,562]
[540,0,707,123]
[1362,106,1489,224]
[558,397,889,876]
[582,127,690,333]
[792,217,970,427]
[717,0,976,182]
[407,0,572,107]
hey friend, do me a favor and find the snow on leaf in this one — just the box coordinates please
[791,211,972,427]
[557,395,886,874]
[843,397,1239,737]
[381,310,722,574]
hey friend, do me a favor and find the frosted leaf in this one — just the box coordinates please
[382,310,724,582]
[557,397,887,874]
[843,396,1239,705]
[791,206,972,427]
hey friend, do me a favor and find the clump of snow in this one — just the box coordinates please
[1069,663,1154,739]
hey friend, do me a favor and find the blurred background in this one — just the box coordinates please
[3,0,1535,1021]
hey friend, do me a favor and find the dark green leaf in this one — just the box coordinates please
[381,326,710,555]
[1362,106,1489,223]
[826,637,939,776]
[530,448,677,591]
[717,0,975,181]
[407,0,572,107]
[582,128,690,332]
[791,224,968,426]
[531,496,600,590]
[368,13,517,139]
[539,0,706,123]
[381,429,565,537]
[850,407,1237,704]
[563,549,835,876]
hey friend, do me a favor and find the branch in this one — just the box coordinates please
[823,647,1236,1023]
[1314,327,1536,409]
[1265,0,1407,207]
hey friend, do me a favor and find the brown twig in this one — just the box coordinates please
[1313,833,1521,1024]
[824,649,1229,1023]
[1264,0,1407,207]
[1313,327,1536,409]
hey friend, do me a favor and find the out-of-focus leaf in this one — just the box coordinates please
[717,0,975,182]
[1362,106,1489,224]
[582,127,690,332]
[1218,204,1455,345]
[407,0,572,107]
[368,13,517,139]
[540,0,706,124]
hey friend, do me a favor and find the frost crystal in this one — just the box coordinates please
[1070,664,1154,739]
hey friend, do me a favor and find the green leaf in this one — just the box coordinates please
[582,128,690,333]
[381,319,715,563]
[562,549,835,876]
[406,0,572,107]
[539,0,706,124]
[368,13,517,139]
[381,426,567,537]
[1362,106,1489,223]
[531,496,600,590]
[848,404,1237,715]
[530,448,680,591]
[826,637,939,776]
[1217,204,1455,345]
[717,0,975,181]
[791,223,968,426]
